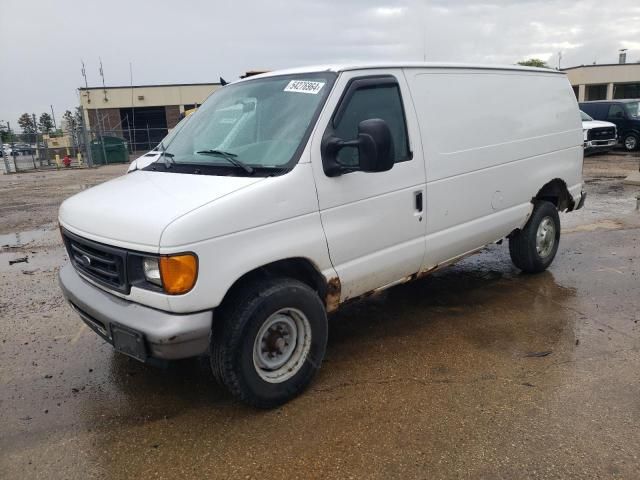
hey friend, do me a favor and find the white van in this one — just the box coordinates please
[59,63,585,407]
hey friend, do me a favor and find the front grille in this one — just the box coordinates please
[62,229,128,293]
[587,127,616,141]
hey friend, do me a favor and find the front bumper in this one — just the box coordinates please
[584,139,617,149]
[59,263,212,361]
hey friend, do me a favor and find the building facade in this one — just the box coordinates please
[78,83,220,152]
[563,63,640,102]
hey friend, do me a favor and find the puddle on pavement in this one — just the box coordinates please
[0,226,56,248]
[0,250,66,273]
[0,225,65,273]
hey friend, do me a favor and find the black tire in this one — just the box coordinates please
[623,133,639,151]
[210,277,328,408]
[509,201,560,273]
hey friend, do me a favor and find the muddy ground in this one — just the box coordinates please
[1,153,640,479]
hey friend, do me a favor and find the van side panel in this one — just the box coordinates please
[405,69,583,269]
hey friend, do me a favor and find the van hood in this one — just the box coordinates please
[59,171,264,250]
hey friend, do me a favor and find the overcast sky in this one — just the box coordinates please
[1,0,639,129]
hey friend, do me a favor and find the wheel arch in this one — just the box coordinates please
[215,257,339,316]
[533,178,575,212]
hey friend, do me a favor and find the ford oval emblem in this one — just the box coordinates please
[78,254,92,268]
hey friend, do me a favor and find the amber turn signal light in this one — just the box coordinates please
[159,254,198,295]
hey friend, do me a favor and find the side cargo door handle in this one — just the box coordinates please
[414,191,423,212]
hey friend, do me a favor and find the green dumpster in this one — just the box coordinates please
[90,136,128,165]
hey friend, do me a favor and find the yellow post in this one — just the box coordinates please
[77,153,83,166]
[55,154,61,168]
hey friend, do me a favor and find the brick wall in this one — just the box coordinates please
[87,108,123,136]
[165,106,181,129]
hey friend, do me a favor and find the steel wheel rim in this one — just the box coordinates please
[625,136,637,150]
[536,216,556,258]
[253,308,312,384]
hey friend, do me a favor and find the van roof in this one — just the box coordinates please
[235,62,564,83]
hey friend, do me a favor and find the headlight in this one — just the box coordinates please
[142,257,162,286]
[159,254,198,294]
[140,253,198,294]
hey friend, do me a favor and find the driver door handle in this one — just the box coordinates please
[414,191,423,212]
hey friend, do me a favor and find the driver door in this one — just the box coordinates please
[310,69,426,301]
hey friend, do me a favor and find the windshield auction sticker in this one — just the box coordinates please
[284,80,325,94]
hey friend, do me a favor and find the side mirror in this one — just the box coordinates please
[321,118,394,177]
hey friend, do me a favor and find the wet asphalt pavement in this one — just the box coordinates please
[1,154,640,479]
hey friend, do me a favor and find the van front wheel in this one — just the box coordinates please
[210,278,328,408]
[509,201,560,273]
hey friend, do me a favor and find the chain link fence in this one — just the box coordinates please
[2,118,168,174]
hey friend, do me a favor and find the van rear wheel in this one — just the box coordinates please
[210,278,328,408]
[509,201,560,273]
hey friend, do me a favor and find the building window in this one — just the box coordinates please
[572,86,579,99]
[585,84,607,101]
[613,83,640,100]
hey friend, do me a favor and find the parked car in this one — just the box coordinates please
[580,99,640,151]
[58,63,585,407]
[14,143,34,155]
[580,110,617,154]
[2,144,17,156]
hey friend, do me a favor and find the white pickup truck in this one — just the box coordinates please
[59,63,585,407]
[581,110,617,154]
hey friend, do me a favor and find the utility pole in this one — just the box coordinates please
[81,59,91,105]
[33,113,42,167]
[30,114,37,168]
[99,57,108,103]
[130,61,136,153]
[50,105,57,131]
[1,121,10,174]
[8,122,18,172]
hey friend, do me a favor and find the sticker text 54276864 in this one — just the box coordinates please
[284,80,325,95]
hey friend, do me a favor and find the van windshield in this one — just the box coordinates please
[625,101,639,118]
[149,73,336,175]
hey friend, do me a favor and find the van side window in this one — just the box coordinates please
[333,83,410,167]
[608,104,625,120]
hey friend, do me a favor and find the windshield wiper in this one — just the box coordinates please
[196,149,254,174]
